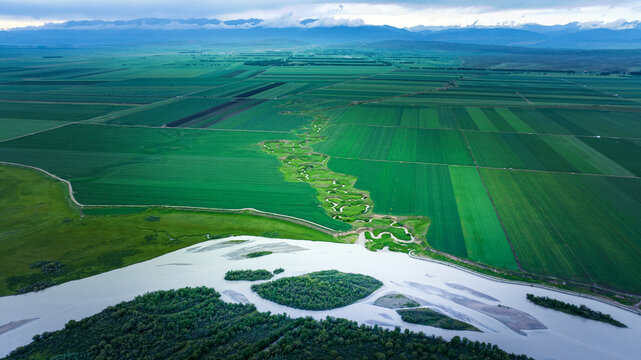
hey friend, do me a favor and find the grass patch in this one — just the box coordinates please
[397,308,480,331]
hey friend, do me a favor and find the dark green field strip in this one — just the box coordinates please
[316,124,473,165]
[220,69,247,78]
[328,157,468,257]
[65,68,128,79]
[193,81,261,97]
[579,137,641,177]
[107,98,227,127]
[235,82,286,98]
[482,169,641,293]
[0,124,348,230]
[0,101,130,121]
[540,135,634,176]
[194,99,266,129]
[464,131,581,172]
[165,99,263,128]
[209,100,311,132]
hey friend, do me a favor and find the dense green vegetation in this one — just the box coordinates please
[6,287,532,360]
[526,294,626,327]
[245,251,273,258]
[0,164,334,295]
[397,308,480,332]
[224,269,274,281]
[251,270,383,310]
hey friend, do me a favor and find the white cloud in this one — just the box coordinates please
[1,1,641,29]
[223,2,641,28]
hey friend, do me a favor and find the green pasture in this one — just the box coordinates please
[0,164,334,295]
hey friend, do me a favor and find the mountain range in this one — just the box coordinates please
[2,18,641,49]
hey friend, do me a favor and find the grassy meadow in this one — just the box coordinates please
[0,164,334,295]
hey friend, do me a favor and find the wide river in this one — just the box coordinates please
[0,236,639,359]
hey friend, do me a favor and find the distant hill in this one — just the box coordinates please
[2,17,641,49]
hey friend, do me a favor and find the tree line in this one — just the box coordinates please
[10,287,533,360]
[526,293,626,327]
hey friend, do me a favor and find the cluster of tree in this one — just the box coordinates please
[526,294,626,327]
[273,268,285,274]
[9,287,532,360]
[251,270,383,310]
[397,308,480,331]
[244,59,288,66]
[224,269,273,281]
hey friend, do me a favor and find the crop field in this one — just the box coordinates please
[0,47,640,296]
[481,169,641,292]
[315,124,473,165]
[0,124,347,230]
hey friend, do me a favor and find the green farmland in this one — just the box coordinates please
[0,47,640,297]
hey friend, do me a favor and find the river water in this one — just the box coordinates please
[0,236,639,359]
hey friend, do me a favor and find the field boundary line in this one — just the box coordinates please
[0,121,78,144]
[561,78,641,105]
[85,122,292,134]
[275,69,395,99]
[329,156,640,179]
[408,250,641,316]
[0,161,338,234]
[308,78,460,114]
[514,91,534,105]
[0,101,151,144]
[334,122,641,141]
[0,99,138,106]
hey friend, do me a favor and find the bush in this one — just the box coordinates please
[224,269,273,281]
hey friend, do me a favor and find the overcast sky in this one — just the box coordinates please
[1,1,641,30]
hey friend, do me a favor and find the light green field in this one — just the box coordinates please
[448,166,517,269]
[0,164,335,295]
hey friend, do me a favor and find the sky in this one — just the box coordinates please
[1,1,641,30]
